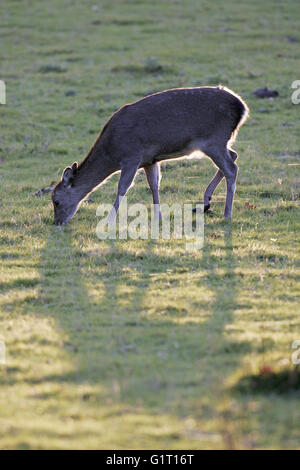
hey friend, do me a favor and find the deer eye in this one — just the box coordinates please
[54,201,60,206]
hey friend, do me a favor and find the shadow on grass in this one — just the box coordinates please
[2,220,251,447]
[234,366,300,395]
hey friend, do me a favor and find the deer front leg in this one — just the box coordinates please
[107,162,140,224]
[144,162,162,220]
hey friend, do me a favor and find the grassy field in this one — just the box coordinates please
[1,0,300,450]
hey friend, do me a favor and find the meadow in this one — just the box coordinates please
[0,0,300,449]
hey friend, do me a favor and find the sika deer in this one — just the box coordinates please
[52,86,248,225]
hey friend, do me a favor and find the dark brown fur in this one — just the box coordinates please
[52,86,249,224]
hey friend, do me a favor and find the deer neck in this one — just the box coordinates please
[72,145,118,201]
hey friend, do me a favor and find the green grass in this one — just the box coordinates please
[1,0,300,450]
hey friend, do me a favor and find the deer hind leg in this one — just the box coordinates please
[203,146,238,219]
[107,162,140,224]
[203,148,238,211]
[144,162,162,219]
[203,169,224,212]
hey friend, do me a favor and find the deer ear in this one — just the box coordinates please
[62,162,78,186]
[71,162,78,172]
[62,166,74,185]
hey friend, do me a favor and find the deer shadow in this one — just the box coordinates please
[2,219,250,447]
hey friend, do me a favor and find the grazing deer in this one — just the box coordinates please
[52,86,248,225]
